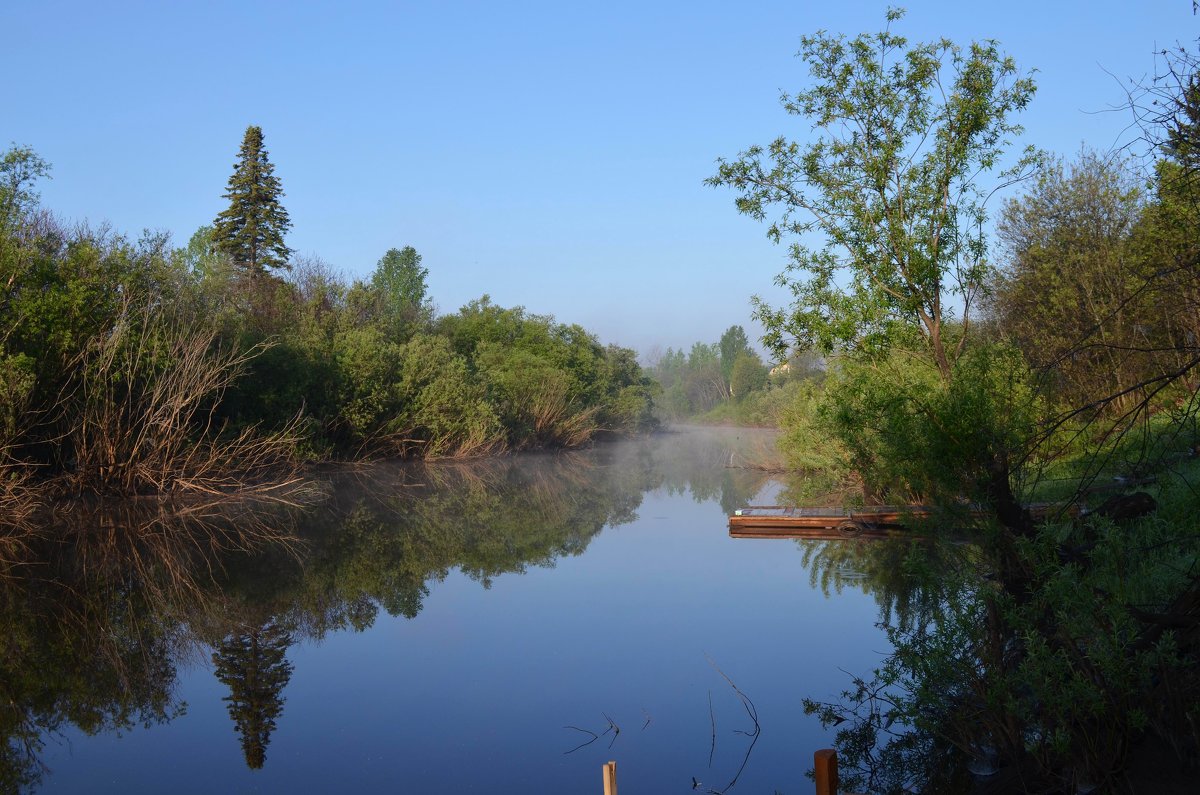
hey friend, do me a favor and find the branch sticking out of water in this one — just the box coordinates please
[562,712,622,754]
[700,656,762,795]
[708,690,717,768]
[601,712,621,749]
[562,725,599,755]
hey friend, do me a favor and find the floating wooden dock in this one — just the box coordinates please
[730,502,1076,539]
[729,505,927,539]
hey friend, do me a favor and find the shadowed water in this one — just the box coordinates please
[2,427,906,794]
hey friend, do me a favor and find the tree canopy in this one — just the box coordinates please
[990,149,1150,408]
[369,245,432,339]
[708,8,1038,380]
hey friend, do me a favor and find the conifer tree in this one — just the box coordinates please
[213,621,294,770]
[213,126,293,276]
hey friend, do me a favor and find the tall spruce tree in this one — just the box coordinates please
[213,126,293,276]
[213,621,294,770]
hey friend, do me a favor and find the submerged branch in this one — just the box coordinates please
[700,656,762,794]
[562,725,600,755]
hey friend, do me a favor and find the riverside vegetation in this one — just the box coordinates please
[704,9,1200,793]
[4,6,1200,793]
[0,128,656,519]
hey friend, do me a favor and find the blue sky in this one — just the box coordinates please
[5,1,1196,357]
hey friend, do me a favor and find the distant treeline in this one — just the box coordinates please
[647,324,823,427]
[0,133,655,504]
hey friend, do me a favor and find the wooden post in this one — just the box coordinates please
[814,748,838,795]
[603,760,617,795]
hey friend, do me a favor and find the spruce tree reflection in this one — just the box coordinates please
[212,621,295,770]
[1,429,779,789]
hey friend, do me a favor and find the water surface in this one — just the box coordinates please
[5,427,899,793]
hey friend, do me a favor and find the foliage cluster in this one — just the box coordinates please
[0,135,655,504]
[990,148,1200,415]
[709,7,1038,380]
[711,9,1200,790]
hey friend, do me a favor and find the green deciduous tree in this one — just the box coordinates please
[708,8,1038,381]
[729,351,768,399]
[718,324,752,392]
[1129,53,1200,383]
[1133,161,1200,371]
[1,146,51,340]
[990,150,1157,410]
[0,147,50,502]
[175,225,226,279]
[369,246,432,340]
[212,126,293,277]
[710,8,1047,533]
[0,145,49,248]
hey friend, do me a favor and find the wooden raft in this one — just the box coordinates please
[728,504,926,539]
[729,503,1075,539]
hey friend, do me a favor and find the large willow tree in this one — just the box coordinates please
[708,8,1038,382]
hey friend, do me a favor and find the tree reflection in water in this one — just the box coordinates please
[0,498,302,791]
[213,621,294,769]
[0,430,782,791]
[792,505,1200,794]
[795,534,982,793]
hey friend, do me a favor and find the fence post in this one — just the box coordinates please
[814,748,838,795]
[603,760,617,795]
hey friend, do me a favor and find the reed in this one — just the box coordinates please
[56,294,306,497]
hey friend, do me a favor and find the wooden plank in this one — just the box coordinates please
[732,505,930,522]
[603,760,617,795]
[814,748,838,795]
[729,502,1077,536]
[729,528,903,540]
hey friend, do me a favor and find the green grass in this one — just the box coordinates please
[685,380,811,428]
[1019,408,1199,507]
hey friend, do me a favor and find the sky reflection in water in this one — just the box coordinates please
[21,428,895,794]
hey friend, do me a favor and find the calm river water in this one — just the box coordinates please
[5,427,900,794]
